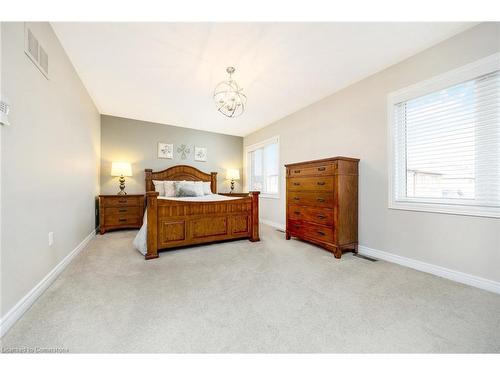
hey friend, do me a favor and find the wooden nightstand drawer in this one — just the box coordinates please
[104,207,142,217]
[101,195,143,208]
[104,214,141,226]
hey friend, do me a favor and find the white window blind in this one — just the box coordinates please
[246,137,279,197]
[389,55,500,218]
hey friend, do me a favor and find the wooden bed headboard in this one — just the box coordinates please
[145,165,217,193]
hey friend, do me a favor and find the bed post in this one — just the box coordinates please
[210,172,217,193]
[145,169,153,192]
[249,191,260,242]
[145,191,159,260]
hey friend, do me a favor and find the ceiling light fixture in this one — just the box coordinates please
[213,67,246,118]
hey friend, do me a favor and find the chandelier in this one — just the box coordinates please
[213,67,246,118]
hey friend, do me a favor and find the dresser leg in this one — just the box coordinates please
[333,246,342,259]
[286,231,291,240]
[100,228,106,235]
[353,244,358,254]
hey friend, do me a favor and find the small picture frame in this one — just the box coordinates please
[194,146,207,162]
[158,142,173,159]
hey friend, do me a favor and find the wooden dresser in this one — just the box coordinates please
[99,194,145,234]
[285,157,359,258]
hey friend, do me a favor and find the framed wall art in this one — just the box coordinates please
[157,142,173,159]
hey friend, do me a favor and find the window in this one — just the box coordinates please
[246,136,280,198]
[388,54,500,218]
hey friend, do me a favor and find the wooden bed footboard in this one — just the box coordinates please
[145,191,260,260]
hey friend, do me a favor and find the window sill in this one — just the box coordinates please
[389,200,500,219]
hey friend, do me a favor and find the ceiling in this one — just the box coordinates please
[52,22,474,137]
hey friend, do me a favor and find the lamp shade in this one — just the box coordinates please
[226,169,240,180]
[111,162,132,177]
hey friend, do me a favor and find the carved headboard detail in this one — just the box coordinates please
[145,165,217,193]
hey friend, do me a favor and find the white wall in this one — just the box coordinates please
[100,115,243,195]
[244,23,500,283]
[0,22,100,317]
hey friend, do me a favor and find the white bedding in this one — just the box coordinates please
[133,194,243,255]
[158,194,241,202]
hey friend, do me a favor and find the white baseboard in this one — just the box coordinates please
[0,229,96,337]
[358,245,500,295]
[260,219,285,231]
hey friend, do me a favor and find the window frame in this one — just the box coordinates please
[387,53,500,219]
[245,135,280,199]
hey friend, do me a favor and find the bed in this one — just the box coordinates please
[141,165,260,260]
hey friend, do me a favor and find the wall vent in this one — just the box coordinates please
[0,101,11,126]
[24,24,49,79]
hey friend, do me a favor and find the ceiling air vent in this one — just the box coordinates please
[24,24,49,79]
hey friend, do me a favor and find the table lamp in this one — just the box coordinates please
[226,169,240,194]
[111,162,132,195]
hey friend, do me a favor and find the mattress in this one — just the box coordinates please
[158,194,242,202]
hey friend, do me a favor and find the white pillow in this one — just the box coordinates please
[202,181,212,195]
[152,180,165,196]
[163,180,176,197]
[194,181,212,195]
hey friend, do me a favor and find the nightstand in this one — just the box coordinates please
[98,194,145,234]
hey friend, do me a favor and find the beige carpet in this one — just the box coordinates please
[2,224,500,353]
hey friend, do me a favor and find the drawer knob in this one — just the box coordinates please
[317,231,325,236]
[119,218,127,222]
[293,197,300,201]
[294,170,301,174]
[318,167,326,171]
[119,200,127,203]
[317,182,326,186]
[293,182,300,186]
[294,211,301,215]
[317,215,326,219]
[317,198,325,202]
[119,209,127,213]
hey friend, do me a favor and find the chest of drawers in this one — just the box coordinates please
[285,157,359,258]
[99,194,145,234]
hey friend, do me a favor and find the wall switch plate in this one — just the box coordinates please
[48,232,54,246]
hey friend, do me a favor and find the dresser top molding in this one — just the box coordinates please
[285,156,360,168]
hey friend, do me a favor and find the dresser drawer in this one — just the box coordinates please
[104,214,141,226]
[104,207,142,217]
[287,191,334,208]
[288,205,333,226]
[101,196,143,207]
[287,177,333,191]
[288,220,334,242]
[288,164,333,177]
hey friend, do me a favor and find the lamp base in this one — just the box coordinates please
[117,176,127,195]
[230,180,235,194]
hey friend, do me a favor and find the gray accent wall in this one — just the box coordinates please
[100,115,243,195]
[243,23,500,283]
[1,22,100,316]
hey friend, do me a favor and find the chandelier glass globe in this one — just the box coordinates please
[213,67,246,118]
